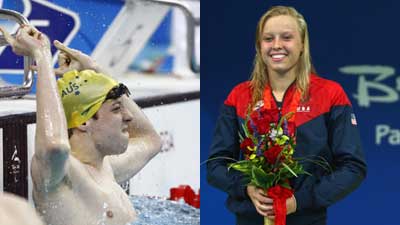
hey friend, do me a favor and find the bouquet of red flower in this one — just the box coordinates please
[229,108,309,225]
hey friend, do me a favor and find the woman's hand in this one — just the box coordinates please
[286,195,296,215]
[52,40,99,75]
[0,25,50,58]
[247,185,274,217]
[247,185,297,220]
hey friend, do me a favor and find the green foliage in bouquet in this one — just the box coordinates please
[229,109,311,190]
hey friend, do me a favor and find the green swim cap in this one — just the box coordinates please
[57,70,118,128]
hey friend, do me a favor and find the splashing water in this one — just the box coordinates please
[129,195,200,225]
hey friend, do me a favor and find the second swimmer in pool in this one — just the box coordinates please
[0,25,161,225]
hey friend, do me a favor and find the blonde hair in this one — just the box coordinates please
[250,6,316,108]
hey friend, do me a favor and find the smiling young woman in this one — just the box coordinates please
[207,6,366,225]
[250,6,315,108]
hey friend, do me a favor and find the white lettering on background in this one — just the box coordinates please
[339,65,400,107]
[375,124,400,145]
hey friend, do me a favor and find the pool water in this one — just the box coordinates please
[130,195,200,225]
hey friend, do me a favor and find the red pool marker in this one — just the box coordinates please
[169,185,200,208]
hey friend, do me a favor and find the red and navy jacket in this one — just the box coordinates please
[207,74,367,225]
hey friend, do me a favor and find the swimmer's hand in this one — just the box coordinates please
[0,25,50,58]
[50,40,100,75]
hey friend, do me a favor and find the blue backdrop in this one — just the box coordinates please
[201,1,400,225]
[0,0,173,92]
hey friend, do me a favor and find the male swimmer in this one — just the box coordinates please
[0,25,161,225]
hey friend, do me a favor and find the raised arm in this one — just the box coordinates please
[51,40,108,75]
[107,95,162,183]
[0,26,71,192]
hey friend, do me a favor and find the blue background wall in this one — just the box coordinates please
[201,1,400,225]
